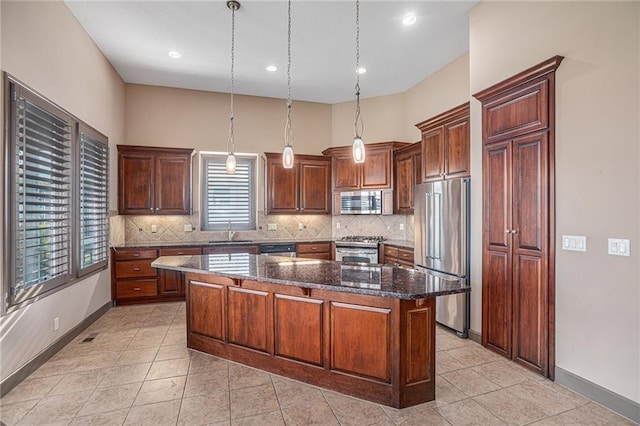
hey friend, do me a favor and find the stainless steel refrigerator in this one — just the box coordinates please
[414,178,470,337]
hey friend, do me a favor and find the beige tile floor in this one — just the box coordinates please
[1,302,636,426]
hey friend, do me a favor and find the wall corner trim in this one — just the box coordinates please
[0,301,112,397]
[555,366,640,424]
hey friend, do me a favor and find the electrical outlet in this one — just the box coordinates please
[53,317,59,331]
[608,238,630,256]
[298,223,304,230]
[336,222,341,229]
[268,223,277,231]
[151,224,157,233]
[399,223,405,231]
[183,224,192,232]
[561,235,586,252]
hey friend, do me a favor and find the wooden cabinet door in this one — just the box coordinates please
[421,128,444,182]
[394,149,415,214]
[444,116,470,179]
[118,152,155,214]
[158,247,201,296]
[482,141,513,357]
[267,159,299,214]
[155,155,192,214]
[333,155,360,191]
[300,160,330,214]
[511,132,548,374]
[361,148,391,189]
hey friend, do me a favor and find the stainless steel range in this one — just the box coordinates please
[334,236,384,264]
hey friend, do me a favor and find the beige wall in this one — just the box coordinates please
[0,1,125,382]
[470,1,639,403]
[330,53,470,146]
[125,84,332,210]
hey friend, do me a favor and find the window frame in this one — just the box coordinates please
[200,152,258,232]
[3,74,110,314]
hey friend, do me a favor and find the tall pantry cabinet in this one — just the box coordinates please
[474,56,563,379]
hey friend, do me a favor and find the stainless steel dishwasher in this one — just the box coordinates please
[259,243,296,257]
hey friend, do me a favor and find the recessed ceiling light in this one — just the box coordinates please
[266,65,278,72]
[168,50,181,59]
[402,13,417,26]
[357,67,367,74]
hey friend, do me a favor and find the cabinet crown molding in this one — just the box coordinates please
[473,55,564,102]
[415,102,470,131]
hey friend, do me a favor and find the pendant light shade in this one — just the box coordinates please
[225,0,240,174]
[225,152,237,174]
[352,136,365,163]
[282,0,295,168]
[282,144,294,168]
[352,0,365,164]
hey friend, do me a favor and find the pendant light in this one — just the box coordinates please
[282,0,294,168]
[225,0,240,174]
[352,0,365,164]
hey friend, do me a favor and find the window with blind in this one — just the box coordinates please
[78,125,109,275]
[201,153,257,231]
[4,75,110,310]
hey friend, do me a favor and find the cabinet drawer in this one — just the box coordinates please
[296,243,331,255]
[383,246,398,259]
[116,279,158,299]
[397,248,414,264]
[159,247,202,256]
[114,249,158,261]
[115,260,157,278]
[297,252,332,260]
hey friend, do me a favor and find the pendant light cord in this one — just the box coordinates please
[228,3,236,154]
[284,0,293,147]
[354,0,364,138]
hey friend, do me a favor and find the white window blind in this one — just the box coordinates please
[79,126,109,274]
[201,154,256,231]
[12,89,72,304]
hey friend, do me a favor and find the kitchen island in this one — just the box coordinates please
[152,254,469,408]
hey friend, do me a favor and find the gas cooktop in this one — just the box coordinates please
[336,236,385,247]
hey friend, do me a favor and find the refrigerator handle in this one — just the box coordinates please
[434,192,441,260]
[425,192,433,259]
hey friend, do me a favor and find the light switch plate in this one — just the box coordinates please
[298,223,304,230]
[562,235,586,252]
[608,238,630,256]
[151,224,157,233]
[267,223,277,231]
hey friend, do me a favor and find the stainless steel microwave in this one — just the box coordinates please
[340,191,382,215]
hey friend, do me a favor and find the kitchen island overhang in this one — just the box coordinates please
[152,254,470,408]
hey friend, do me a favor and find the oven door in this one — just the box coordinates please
[335,246,378,264]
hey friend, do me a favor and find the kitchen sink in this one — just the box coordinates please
[208,240,253,245]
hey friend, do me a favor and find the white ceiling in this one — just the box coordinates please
[65,1,476,104]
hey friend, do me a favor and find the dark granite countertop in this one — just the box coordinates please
[382,239,415,250]
[152,254,469,300]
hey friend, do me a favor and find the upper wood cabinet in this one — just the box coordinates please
[393,142,421,214]
[118,145,194,215]
[415,103,470,182]
[322,141,408,191]
[265,153,331,215]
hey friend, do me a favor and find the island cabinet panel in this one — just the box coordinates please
[183,272,439,408]
[330,302,392,383]
[189,281,225,341]
[158,247,202,296]
[227,287,271,353]
[274,294,324,366]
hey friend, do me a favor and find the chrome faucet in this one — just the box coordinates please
[227,219,236,242]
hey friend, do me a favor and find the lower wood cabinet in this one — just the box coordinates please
[296,242,332,260]
[382,245,414,268]
[203,244,260,255]
[185,272,436,408]
[111,246,201,305]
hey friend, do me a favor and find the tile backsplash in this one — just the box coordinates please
[114,212,414,245]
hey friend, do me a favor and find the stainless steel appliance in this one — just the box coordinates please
[334,236,383,263]
[260,243,296,257]
[414,178,470,337]
[340,191,382,215]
